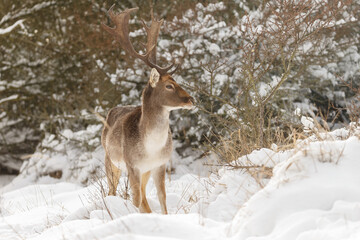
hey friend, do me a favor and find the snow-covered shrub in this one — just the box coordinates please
[175,0,360,162]
[15,124,104,187]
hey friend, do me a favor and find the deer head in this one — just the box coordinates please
[147,68,193,110]
[102,5,193,110]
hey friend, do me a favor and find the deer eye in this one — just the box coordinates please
[166,84,174,90]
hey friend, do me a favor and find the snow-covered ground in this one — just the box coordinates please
[0,175,15,188]
[1,126,360,240]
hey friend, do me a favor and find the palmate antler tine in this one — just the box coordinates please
[141,10,163,65]
[168,64,180,75]
[144,59,175,75]
[102,6,141,57]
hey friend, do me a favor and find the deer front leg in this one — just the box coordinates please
[105,155,121,196]
[140,171,152,213]
[152,164,168,214]
[127,166,141,208]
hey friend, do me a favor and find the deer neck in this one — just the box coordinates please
[140,102,170,131]
[139,86,170,153]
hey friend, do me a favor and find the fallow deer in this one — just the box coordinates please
[101,6,193,214]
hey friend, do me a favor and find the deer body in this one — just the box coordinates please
[102,71,193,214]
[103,104,171,173]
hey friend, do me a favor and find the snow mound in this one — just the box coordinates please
[230,135,360,239]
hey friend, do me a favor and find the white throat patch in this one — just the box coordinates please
[144,128,169,155]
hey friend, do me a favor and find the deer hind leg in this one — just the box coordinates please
[105,155,121,196]
[152,164,168,214]
[139,171,152,213]
[127,166,141,208]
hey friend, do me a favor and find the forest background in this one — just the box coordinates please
[0,0,359,181]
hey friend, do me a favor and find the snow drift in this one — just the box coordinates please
[1,126,360,239]
[230,135,360,240]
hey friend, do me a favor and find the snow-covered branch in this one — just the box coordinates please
[0,1,55,26]
[0,94,19,105]
[0,19,25,35]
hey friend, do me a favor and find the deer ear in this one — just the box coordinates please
[149,68,160,88]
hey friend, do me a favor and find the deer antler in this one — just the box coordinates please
[102,5,176,75]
